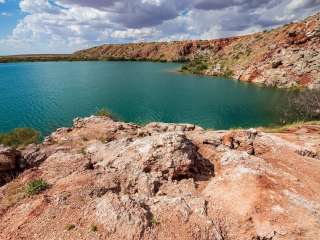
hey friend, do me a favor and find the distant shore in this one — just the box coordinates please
[0,54,82,63]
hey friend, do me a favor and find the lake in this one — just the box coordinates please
[0,61,290,136]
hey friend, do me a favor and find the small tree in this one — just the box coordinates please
[95,108,112,117]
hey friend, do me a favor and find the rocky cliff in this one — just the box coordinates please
[73,38,237,63]
[197,13,320,89]
[1,116,320,239]
[75,12,320,89]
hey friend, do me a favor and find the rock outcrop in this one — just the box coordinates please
[0,145,24,186]
[0,116,320,239]
[73,37,237,63]
[202,13,320,88]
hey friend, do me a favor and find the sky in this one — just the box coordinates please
[0,0,319,55]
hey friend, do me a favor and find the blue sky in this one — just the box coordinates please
[0,0,319,55]
[0,0,24,38]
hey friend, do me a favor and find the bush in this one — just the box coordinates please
[65,224,76,231]
[90,224,98,232]
[195,62,208,72]
[285,89,320,121]
[181,57,208,74]
[0,128,40,148]
[150,216,159,225]
[223,67,234,78]
[95,108,112,117]
[25,179,49,196]
[181,65,189,71]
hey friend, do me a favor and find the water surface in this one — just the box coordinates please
[0,61,289,135]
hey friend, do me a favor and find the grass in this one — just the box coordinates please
[25,179,49,196]
[226,121,320,133]
[229,127,245,131]
[0,181,26,209]
[261,121,320,133]
[0,128,40,148]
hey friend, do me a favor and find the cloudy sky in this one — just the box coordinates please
[0,0,319,55]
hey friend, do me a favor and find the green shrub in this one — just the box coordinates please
[80,148,86,155]
[223,68,234,78]
[0,128,40,148]
[150,216,159,225]
[25,179,49,196]
[181,57,208,74]
[65,224,76,231]
[90,224,98,232]
[195,62,208,72]
[95,108,112,117]
[181,65,189,71]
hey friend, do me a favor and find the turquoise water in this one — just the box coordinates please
[0,61,289,135]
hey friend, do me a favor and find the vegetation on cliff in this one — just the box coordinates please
[95,108,112,117]
[25,179,49,196]
[0,128,40,148]
[181,57,209,74]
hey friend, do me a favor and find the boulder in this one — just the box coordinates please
[21,144,47,167]
[222,129,258,155]
[0,145,24,186]
[0,145,22,172]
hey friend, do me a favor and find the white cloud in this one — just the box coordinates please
[111,28,159,39]
[141,0,163,6]
[0,0,5,4]
[19,0,56,13]
[287,0,320,11]
[0,0,319,54]
[1,12,11,16]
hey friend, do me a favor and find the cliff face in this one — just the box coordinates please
[75,13,320,89]
[74,38,238,62]
[1,116,320,239]
[199,13,320,88]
